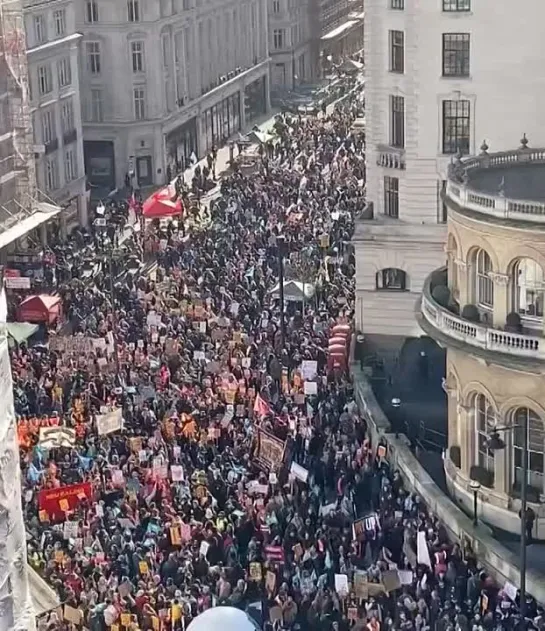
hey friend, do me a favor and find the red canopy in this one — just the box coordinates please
[18,294,62,324]
[143,184,184,218]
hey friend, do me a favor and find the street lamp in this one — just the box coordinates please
[486,422,528,618]
[276,234,287,351]
[469,480,481,526]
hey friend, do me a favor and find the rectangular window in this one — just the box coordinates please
[64,148,77,182]
[390,0,404,8]
[443,0,470,11]
[384,176,399,218]
[273,29,284,49]
[85,0,99,23]
[34,15,46,44]
[273,0,281,12]
[133,87,146,120]
[128,0,140,22]
[90,89,104,122]
[41,109,53,144]
[442,99,470,154]
[53,9,66,36]
[86,42,101,74]
[57,57,72,88]
[61,99,74,133]
[389,30,404,73]
[390,95,405,148]
[131,41,145,73]
[45,156,59,191]
[442,33,470,77]
[37,64,52,95]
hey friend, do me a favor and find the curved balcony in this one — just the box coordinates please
[446,143,545,223]
[418,269,545,363]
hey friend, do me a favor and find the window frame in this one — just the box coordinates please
[53,9,66,37]
[376,268,407,291]
[512,258,545,320]
[513,407,544,492]
[33,14,46,45]
[90,88,104,122]
[61,98,74,134]
[442,0,471,12]
[131,41,145,73]
[390,0,404,8]
[86,41,101,74]
[85,0,99,23]
[64,147,77,182]
[442,99,470,155]
[128,0,140,22]
[442,33,470,78]
[475,248,494,309]
[389,30,404,73]
[37,64,53,96]
[384,176,399,218]
[41,109,54,144]
[273,28,284,49]
[57,57,72,88]
[133,87,146,120]
[474,393,495,474]
[390,95,405,149]
[45,156,59,191]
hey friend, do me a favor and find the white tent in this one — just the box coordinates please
[187,607,259,631]
[269,280,316,302]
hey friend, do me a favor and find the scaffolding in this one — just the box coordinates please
[0,0,37,214]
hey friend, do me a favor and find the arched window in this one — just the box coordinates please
[511,258,544,318]
[376,268,407,291]
[475,248,494,308]
[513,407,544,491]
[474,393,495,472]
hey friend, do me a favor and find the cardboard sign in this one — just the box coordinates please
[249,562,262,581]
[334,573,349,597]
[290,462,309,483]
[139,560,149,574]
[64,605,82,624]
[96,408,123,436]
[266,570,276,593]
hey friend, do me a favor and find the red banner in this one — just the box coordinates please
[38,482,93,522]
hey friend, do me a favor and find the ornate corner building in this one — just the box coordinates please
[417,140,545,536]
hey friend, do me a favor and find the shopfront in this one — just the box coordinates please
[166,117,198,170]
[244,77,267,123]
[84,140,115,200]
[202,92,241,155]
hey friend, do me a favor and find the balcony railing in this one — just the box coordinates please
[376,145,405,170]
[446,145,545,223]
[420,272,545,361]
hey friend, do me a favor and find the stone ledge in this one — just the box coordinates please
[352,365,545,604]
[28,565,59,617]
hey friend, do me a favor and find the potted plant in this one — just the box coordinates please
[432,285,451,309]
[505,312,522,333]
[470,465,494,489]
[461,304,480,323]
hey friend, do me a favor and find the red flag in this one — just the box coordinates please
[254,394,271,418]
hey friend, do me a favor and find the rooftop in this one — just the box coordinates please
[446,137,545,224]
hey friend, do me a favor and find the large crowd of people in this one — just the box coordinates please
[11,101,538,631]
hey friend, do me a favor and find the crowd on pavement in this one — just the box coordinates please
[11,100,541,631]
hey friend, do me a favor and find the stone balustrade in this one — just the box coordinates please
[446,147,545,223]
[421,274,545,361]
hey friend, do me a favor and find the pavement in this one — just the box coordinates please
[368,335,545,574]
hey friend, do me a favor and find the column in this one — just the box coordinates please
[455,259,469,306]
[490,273,510,328]
[493,438,508,495]
[239,88,246,129]
[457,403,473,477]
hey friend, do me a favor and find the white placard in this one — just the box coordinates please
[398,570,413,585]
[63,521,79,539]
[171,465,184,482]
[199,541,210,557]
[290,462,309,483]
[96,409,123,436]
[193,350,205,360]
[334,573,349,597]
[303,381,317,396]
[417,531,432,568]
[301,360,318,381]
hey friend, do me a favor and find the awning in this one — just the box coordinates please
[0,203,60,250]
[322,19,358,41]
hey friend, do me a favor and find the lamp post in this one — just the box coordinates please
[487,419,528,619]
[276,234,286,351]
[469,480,481,526]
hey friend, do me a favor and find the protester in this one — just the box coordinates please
[13,103,537,631]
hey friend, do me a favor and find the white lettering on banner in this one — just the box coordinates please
[96,409,123,436]
[4,277,31,289]
[39,426,76,449]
